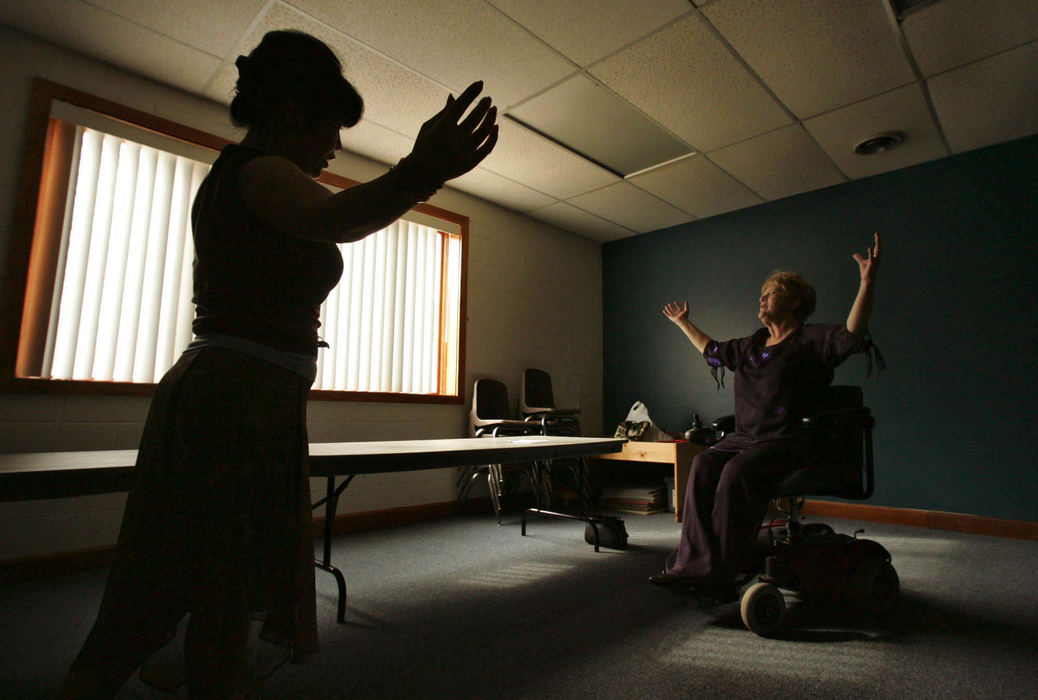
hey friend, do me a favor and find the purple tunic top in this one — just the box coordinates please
[704,324,864,448]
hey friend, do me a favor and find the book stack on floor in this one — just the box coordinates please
[599,484,668,515]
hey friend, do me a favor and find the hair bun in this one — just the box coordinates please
[229,31,364,128]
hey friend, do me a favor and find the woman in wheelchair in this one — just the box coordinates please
[651,233,882,602]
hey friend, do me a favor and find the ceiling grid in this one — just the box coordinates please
[0,0,1035,241]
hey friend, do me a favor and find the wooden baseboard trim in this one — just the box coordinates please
[0,498,494,584]
[801,500,1038,541]
[0,545,118,583]
[311,498,491,538]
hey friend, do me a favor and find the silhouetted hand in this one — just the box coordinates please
[409,81,499,185]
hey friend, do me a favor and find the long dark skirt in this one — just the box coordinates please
[69,346,317,693]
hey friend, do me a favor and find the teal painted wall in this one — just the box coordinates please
[602,134,1038,522]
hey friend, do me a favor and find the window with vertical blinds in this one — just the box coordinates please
[318,219,461,396]
[2,80,467,402]
[44,124,206,384]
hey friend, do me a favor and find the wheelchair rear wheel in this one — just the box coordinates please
[740,582,786,636]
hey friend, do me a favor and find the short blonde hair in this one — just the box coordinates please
[763,270,816,322]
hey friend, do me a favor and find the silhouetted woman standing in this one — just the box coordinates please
[60,29,497,698]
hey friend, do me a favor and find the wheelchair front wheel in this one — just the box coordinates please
[740,582,786,636]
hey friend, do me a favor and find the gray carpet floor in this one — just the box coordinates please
[1,510,1036,698]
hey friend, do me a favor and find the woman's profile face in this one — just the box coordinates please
[758,282,797,322]
[296,118,342,177]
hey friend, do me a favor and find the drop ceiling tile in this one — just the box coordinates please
[451,168,558,214]
[486,0,690,66]
[508,74,692,176]
[589,14,791,151]
[479,120,620,201]
[289,0,575,108]
[709,125,846,202]
[338,119,415,169]
[803,83,949,179]
[901,0,1038,76]
[0,0,220,93]
[702,0,915,119]
[331,124,560,220]
[528,202,634,242]
[628,154,763,219]
[220,2,449,139]
[567,182,692,233]
[928,41,1038,153]
[86,0,267,55]
[201,60,237,104]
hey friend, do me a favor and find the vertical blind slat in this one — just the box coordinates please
[133,152,174,382]
[113,146,156,381]
[93,140,139,380]
[40,125,84,379]
[391,223,408,393]
[52,127,100,380]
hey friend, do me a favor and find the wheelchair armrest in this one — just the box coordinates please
[712,415,735,434]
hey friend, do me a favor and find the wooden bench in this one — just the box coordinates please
[590,440,707,521]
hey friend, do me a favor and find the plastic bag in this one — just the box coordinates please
[615,401,665,441]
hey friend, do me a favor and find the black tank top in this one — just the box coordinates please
[191,145,344,355]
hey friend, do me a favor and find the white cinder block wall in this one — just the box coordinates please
[0,26,604,561]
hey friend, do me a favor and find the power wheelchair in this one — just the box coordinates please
[712,385,899,636]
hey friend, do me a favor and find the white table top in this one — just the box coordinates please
[0,435,625,500]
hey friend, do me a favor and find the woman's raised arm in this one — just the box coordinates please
[846,232,881,338]
[663,301,713,354]
[241,81,498,244]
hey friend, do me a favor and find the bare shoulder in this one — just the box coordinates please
[238,155,330,236]
[239,155,315,192]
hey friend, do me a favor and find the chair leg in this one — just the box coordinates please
[569,457,591,516]
[488,465,505,525]
[502,469,521,500]
[457,466,484,503]
[530,461,552,510]
[457,465,480,489]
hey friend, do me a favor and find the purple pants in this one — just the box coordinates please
[666,439,815,582]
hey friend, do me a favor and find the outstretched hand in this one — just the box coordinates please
[852,232,882,284]
[663,301,689,324]
[409,81,499,185]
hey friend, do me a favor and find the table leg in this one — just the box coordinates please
[312,474,355,624]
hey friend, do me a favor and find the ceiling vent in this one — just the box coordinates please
[853,131,906,156]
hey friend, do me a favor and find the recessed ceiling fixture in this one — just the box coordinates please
[853,131,907,156]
